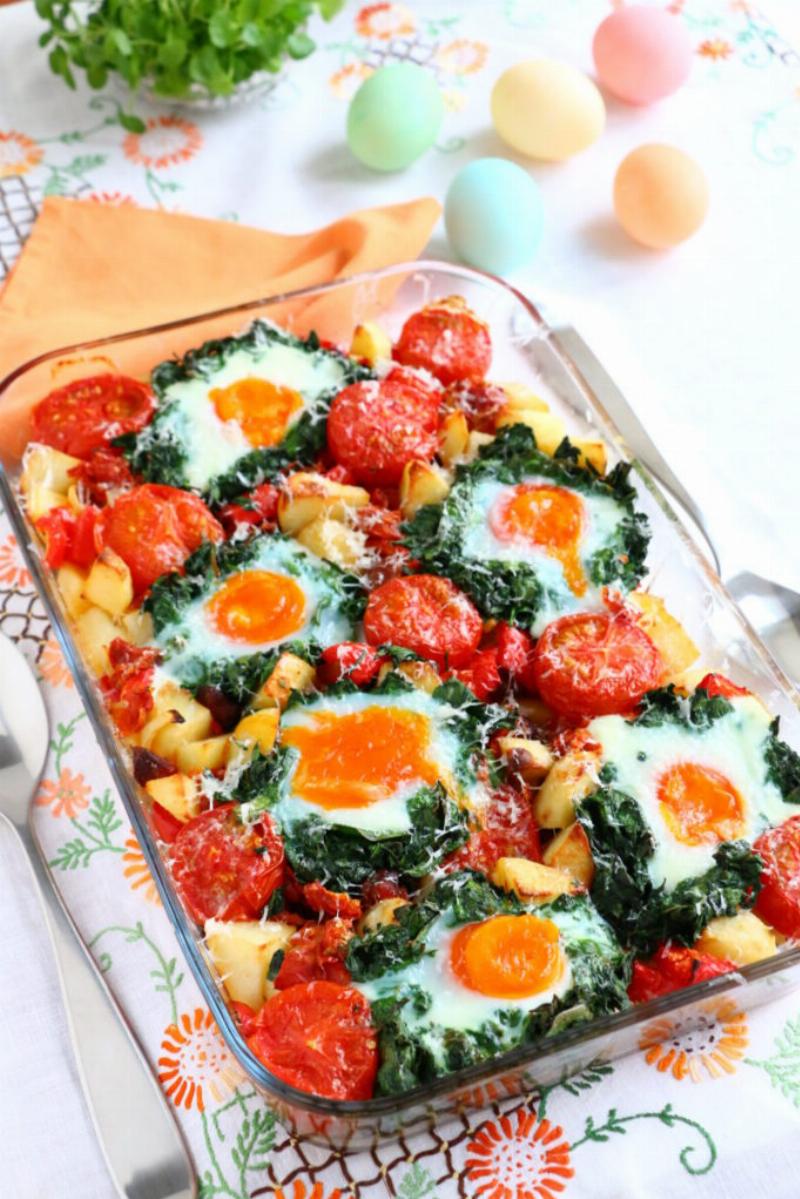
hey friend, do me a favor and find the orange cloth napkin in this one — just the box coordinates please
[0,194,440,463]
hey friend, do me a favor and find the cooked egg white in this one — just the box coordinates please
[457,475,626,635]
[357,909,578,1034]
[156,340,349,492]
[588,695,796,891]
[271,689,480,836]
[156,536,352,680]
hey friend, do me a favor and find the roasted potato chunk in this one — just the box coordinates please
[205,919,295,1008]
[350,321,392,365]
[695,911,777,966]
[296,514,367,568]
[438,410,470,466]
[542,822,595,888]
[144,772,199,824]
[491,857,580,901]
[176,736,231,775]
[57,563,90,620]
[399,460,451,518]
[278,472,369,535]
[628,591,700,686]
[230,708,280,760]
[497,737,554,785]
[358,897,408,935]
[252,653,315,711]
[82,548,134,617]
[533,750,601,829]
[74,605,119,675]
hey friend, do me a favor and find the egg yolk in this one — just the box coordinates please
[490,483,587,596]
[450,913,564,1000]
[282,705,443,809]
[210,377,303,447]
[657,762,746,847]
[206,569,306,645]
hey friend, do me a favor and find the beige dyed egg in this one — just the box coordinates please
[614,144,709,249]
[491,59,606,162]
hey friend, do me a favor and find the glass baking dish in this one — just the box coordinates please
[1,260,799,1149]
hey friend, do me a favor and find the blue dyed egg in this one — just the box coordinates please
[444,158,544,276]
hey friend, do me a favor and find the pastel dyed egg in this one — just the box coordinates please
[347,64,444,171]
[491,59,605,162]
[613,144,709,249]
[445,158,544,276]
[593,6,693,105]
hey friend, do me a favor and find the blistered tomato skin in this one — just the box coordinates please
[318,642,387,687]
[446,784,542,877]
[327,368,442,487]
[393,299,492,386]
[533,610,663,719]
[32,374,156,458]
[247,980,378,1100]
[98,483,223,594]
[168,805,284,925]
[697,673,751,699]
[363,574,483,669]
[754,816,800,938]
[628,945,736,1003]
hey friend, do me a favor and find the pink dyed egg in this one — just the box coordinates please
[593,6,693,106]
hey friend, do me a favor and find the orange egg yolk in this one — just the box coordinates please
[281,705,442,810]
[206,569,306,645]
[210,377,303,447]
[450,914,564,1001]
[657,762,746,847]
[489,483,587,596]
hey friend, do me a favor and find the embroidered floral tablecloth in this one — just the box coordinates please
[2,2,800,1196]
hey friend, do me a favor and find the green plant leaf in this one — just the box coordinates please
[119,112,147,133]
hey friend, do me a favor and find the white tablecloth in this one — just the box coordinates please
[2,2,800,1197]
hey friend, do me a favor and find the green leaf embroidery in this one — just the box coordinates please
[570,1102,717,1176]
[49,790,125,871]
[747,1013,800,1107]
[398,1161,438,1199]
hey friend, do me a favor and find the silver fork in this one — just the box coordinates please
[0,632,196,1199]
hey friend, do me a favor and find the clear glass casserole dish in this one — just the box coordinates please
[1,260,799,1149]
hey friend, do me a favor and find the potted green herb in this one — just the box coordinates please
[36,0,343,128]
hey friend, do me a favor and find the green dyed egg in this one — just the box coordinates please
[347,64,444,172]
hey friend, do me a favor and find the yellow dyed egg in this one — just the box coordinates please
[491,59,605,162]
[614,144,709,249]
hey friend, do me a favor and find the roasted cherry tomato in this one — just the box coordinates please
[300,881,363,921]
[533,611,663,719]
[489,622,538,693]
[446,784,541,877]
[247,981,377,1100]
[216,482,280,535]
[318,642,386,687]
[364,574,482,670]
[150,801,185,845]
[36,505,101,570]
[444,379,507,432]
[100,639,160,736]
[32,374,155,458]
[628,944,736,1003]
[230,1001,258,1038]
[327,367,442,487]
[69,446,135,505]
[274,919,354,990]
[393,298,492,387]
[754,815,800,937]
[98,483,223,594]
[362,871,407,907]
[168,805,284,925]
[697,673,751,700]
[450,647,503,701]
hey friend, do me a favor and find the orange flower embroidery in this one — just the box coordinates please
[435,39,489,76]
[122,835,160,905]
[0,534,31,589]
[697,38,734,60]
[35,768,91,819]
[272,1182,351,1199]
[158,1008,243,1112]
[0,130,42,178]
[329,62,374,100]
[38,636,73,690]
[123,117,202,169]
[86,190,138,206]
[640,998,748,1082]
[355,2,416,39]
[465,1110,574,1199]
